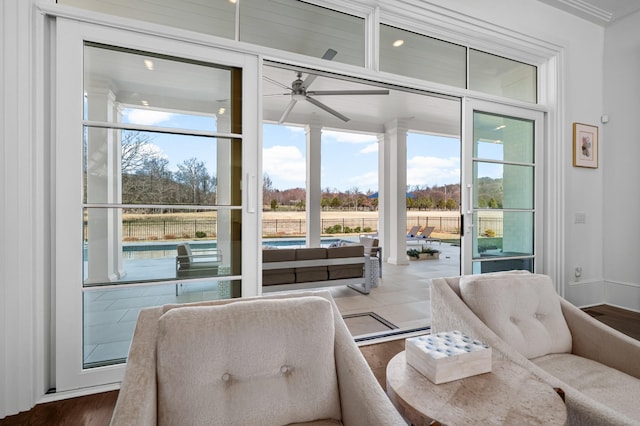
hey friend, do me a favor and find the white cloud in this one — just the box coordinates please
[285,125,305,134]
[140,143,167,159]
[263,145,306,187]
[407,155,460,187]
[359,143,378,154]
[124,109,175,126]
[344,171,378,190]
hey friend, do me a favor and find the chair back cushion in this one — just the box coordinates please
[358,237,378,256]
[176,243,192,269]
[295,247,328,283]
[459,273,572,359]
[156,296,341,426]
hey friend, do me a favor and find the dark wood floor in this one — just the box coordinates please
[1,304,638,426]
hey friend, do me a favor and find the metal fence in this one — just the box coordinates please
[102,215,503,241]
[120,220,218,240]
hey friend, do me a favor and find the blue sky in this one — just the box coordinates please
[121,108,478,192]
[263,123,462,192]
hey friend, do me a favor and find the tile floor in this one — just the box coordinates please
[82,242,461,366]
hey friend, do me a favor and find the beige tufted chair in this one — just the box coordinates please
[110,291,406,426]
[431,272,640,426]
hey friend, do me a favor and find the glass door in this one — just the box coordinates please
[462,99,544,275]
[55,18,259,392]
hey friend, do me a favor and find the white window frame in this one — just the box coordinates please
[461,98,545,276]
[54,17,260,392]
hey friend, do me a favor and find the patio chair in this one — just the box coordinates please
[359,235,382,277]
[406,225,422,239]
[175,243,222,295]
[416,226,441,244]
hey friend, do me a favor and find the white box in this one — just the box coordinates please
[406,331,492,384]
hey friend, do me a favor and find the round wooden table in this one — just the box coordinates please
[386,351,567,425]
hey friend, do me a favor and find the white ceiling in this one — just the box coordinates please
[262,64,461,136]
[537,0,640,25]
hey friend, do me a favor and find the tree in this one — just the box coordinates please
[263,173,274,207]
[121,130,164,174]
[175,158,210,204]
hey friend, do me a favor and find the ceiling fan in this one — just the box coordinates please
[264,48,390,123]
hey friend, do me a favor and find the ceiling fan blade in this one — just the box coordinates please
[264,75,292,91]
[305,96,350,122]
[302,48,338,89]
[278,99,297,124]
[307,90,390,96]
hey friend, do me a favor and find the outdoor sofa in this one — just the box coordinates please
[262,245,374,294]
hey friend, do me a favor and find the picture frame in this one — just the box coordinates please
[573,122,598,168]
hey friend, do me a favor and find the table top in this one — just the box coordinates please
[386,351,567,426]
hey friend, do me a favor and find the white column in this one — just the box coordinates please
[377,133,390,262]
[85,87,122,283]
[216,114,232,265]
[385,119,409,265]
[306,124,322,247]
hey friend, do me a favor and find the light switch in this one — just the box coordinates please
[575,212,586,224]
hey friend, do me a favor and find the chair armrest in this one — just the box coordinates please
[561,298,640,379]
[330,299,406,425]
[110,308,162,426]
[189,253,222,262]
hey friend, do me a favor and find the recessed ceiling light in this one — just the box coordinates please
[392,39,404,47]
[218,107,226,115]
[141,100,149,106]
[144,59,154,71]
[229,0,237,3]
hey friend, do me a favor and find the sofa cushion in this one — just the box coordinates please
[262,248,296,285]
[327,245,364,279]
[533,353,640,423]
[295,247,328,283]
[156,296,341,426]
[459,273,572,359]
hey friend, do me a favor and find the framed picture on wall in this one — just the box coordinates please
[573,122,598,168]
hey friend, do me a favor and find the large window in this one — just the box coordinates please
[240,0,365,67]
[82,43,243,368]
[379,24,466,88]
[58,0,236,38]
[58,1,538,103]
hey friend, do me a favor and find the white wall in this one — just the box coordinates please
[0,0,627,419]
[1,0,50,418]
[602,11,640,312]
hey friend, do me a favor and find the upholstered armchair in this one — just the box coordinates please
[110,290,406,426]
[431,272,640,426]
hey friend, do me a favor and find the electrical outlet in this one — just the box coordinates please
[575,267,582,277]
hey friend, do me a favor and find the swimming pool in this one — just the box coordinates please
[85,237,358,260]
